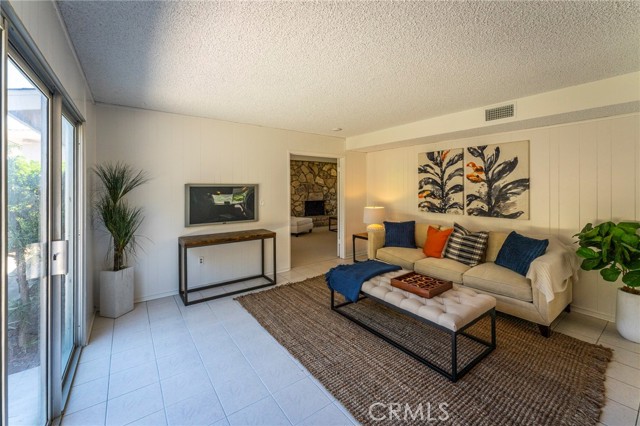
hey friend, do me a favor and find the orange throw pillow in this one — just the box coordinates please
[423,226,454,258]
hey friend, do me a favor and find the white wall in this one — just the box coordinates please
[366,113,640,321]
[94,104,348,302]
[8,0,96,340]
[344,151,368,257]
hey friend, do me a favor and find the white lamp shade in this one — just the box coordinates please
[363,206,385,224]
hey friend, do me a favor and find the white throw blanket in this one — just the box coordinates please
[526,237,579,302]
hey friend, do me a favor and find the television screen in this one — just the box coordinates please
[185,184,258,226]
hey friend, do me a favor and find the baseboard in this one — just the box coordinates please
[354,250,367,260]
[570,305,615,322]
[84,310,97,346]
[134,289,177,303]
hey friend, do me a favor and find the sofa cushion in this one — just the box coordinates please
[423,226,454,258]
[377,247,425,270]
[485,231,509,262]
[414,257,470,284]
[495,231,549,276]
[384,221,416,248]
[444,223,489,266]
[415,223,438,249]
[462,262,533,302]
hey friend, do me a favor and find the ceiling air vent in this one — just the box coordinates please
[485,104,515,122]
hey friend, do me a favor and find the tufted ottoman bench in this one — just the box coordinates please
[331,269,496,382]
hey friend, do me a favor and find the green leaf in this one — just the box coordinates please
[579,223,593,234]
[622,271,640,288]
[602,235,611,261]
[618,222,640,234]
[581,258,603,271]
[579,238,603,249]
[599,222,613,237]
[576,226,599,240]
[621,232,640,247]
[601,266,622,282]
[628,258,640,270]
[576,247,600,259]
[586,227,601,239]
[610,226,626,241]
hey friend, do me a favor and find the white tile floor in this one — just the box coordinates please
[551,311,640,426]
[63,258,640,426]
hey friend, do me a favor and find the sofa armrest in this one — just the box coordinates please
[526,239,579,302]
[367,224,385,260]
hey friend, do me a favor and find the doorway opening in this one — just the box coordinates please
[289,154,340,268]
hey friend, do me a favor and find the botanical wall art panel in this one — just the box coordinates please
[464,140,530,219]
[418,149,464,214]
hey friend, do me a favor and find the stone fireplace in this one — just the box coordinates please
[291,159,337,226]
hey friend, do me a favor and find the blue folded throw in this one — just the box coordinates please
[326,260,401,303]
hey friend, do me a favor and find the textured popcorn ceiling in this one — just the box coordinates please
[57,1,640,137]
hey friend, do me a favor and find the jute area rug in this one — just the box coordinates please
[236,275,612,426]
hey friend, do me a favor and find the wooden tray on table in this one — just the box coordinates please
[390,272,452,299]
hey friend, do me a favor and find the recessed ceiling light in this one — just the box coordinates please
[332,127,343,132]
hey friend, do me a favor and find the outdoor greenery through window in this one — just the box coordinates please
[6,57,47,425]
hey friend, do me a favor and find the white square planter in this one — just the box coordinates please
[100,266,135,318]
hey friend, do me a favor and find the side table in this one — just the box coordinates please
[329,216,338,232]
[352,232,368,263]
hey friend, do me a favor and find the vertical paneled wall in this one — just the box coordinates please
[366,113,640,320]
[95,104,346,302]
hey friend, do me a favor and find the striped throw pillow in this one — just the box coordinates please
[444,223,489,266]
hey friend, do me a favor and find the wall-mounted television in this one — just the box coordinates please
[185,184,259,227]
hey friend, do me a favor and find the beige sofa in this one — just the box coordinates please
[367,223,578,336]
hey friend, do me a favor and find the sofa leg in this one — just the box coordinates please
[538,325,551,338]
[564,304,571,313]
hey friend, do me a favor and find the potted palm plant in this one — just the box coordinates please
[94,163,149,318]
[574,221,640,342]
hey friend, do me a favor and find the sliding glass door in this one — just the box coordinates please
[6,55,49,426]
[3,51,80,424]
[60,115,76,378]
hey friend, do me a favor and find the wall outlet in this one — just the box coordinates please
[199,256,204,264]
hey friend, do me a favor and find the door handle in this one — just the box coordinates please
[51,240,68,276]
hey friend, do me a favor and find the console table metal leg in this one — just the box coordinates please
[178,243,183,304]
[261,239,265,276]
[273,236,277,284]
[182,245,190,305]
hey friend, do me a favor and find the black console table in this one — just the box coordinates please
[178,229,276,305]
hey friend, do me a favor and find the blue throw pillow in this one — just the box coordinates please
[495,231,549,276]
[383,221,416,248]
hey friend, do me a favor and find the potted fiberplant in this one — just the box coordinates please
[94,163,149,318]
[575,221,640,343]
